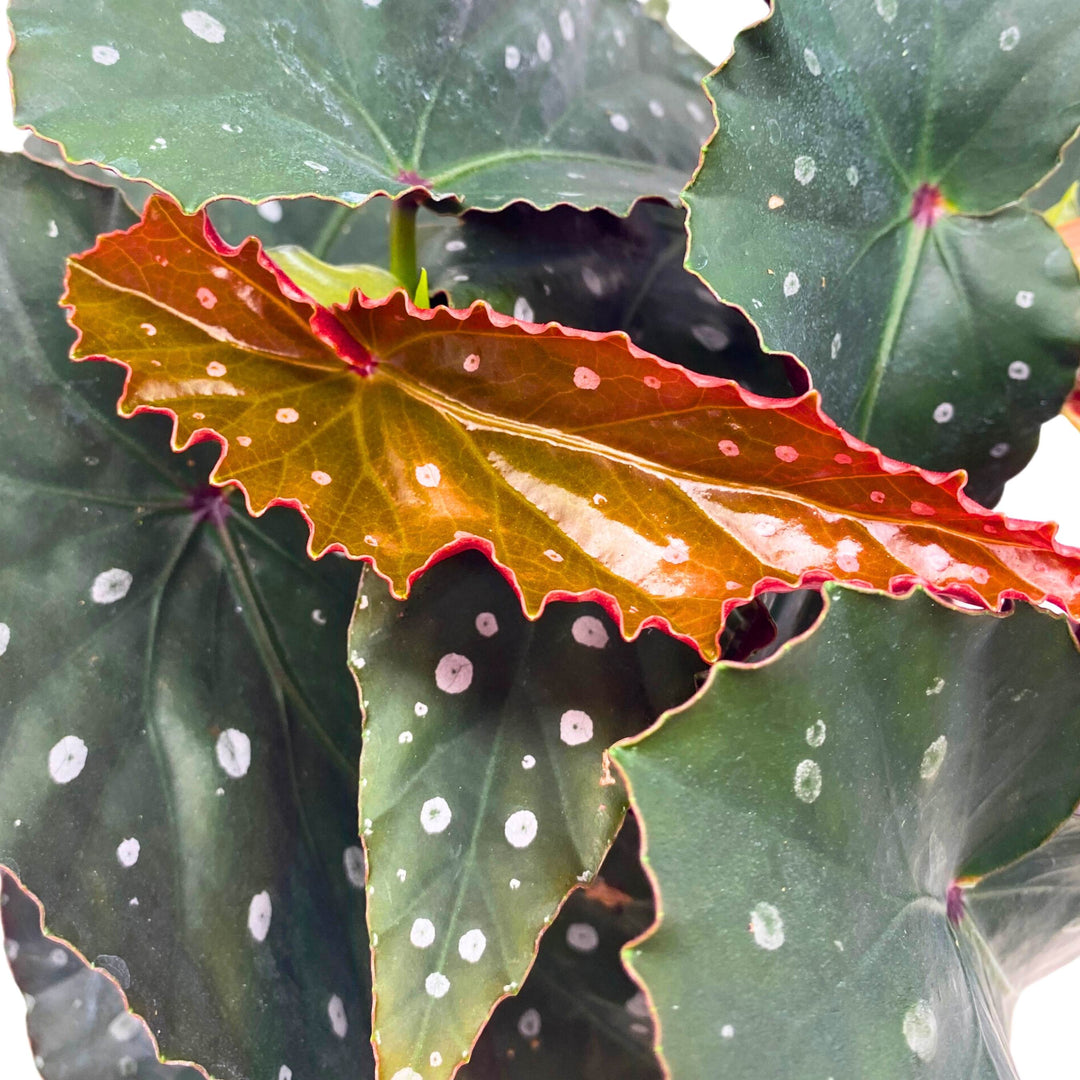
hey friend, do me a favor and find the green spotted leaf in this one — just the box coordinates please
[351,552,702,1080]
[613,585,1080,1079]
[419,200,801,399]
[160,191,800,398]
[0,153,369,1080]
[461,815,660,1080]
[10,0,713,214]
[1,868,206,1080]
[686,0,1080,505]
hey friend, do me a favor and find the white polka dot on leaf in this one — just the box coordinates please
[504,809,538,849]
[571,615,608,649]
[435,653,473,694]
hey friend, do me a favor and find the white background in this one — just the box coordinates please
[2,1,1079,1076]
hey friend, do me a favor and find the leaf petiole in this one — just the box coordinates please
[389,194,420,299]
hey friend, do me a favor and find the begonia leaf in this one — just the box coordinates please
[1,868,205,1080]
[63,196,1080,661]
[9,0,713,214]
[966,815,1080,1012]
[0,154,370,1080]
[685,0,1080,505]
[612,584,1080,1079]
[1055,213,1080,429]
[420,200,801,399]
[351,551,700,1080]
[269,244,403,307]
[461,816,660,1080]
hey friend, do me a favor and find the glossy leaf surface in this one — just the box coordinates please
[10,0,713,214]
[613,585,1080,1079]
[0,155,370,1080]
[461,816,660,1080]
[1,868,206,1080]
[686,0,1080,504]
[352,551,700,1080]
[66,197,1080,659]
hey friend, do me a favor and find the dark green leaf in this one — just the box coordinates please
[11,0,713,214]
[420,200,802,399]
[1,867,206,1080]
[462,814,660,1080]
[185,192,801,398]
[0,153,370,1080]
[352,552,701,1080]
[686,1,1080,504]
[613,584,1080,1079]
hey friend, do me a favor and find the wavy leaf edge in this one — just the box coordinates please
[0,864,212,1079]
[62,196,1080,661]
[680,0,1080,501]
[15,126,696,220]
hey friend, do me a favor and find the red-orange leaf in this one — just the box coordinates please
[65,197,1080,660]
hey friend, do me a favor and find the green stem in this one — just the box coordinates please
[389,195,420,297]
[311,203,352,261]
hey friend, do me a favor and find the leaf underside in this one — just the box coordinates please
[64,195,1080,660]
[1,867,206,1080]
[966,815,1080,1012]
[686,0,1080,504]
[0,154,370,1080]
[613,584,1080,1079]
[352,551,700,1080]
[9,0,714,214]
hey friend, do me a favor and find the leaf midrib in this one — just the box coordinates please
[379,362,1006,554]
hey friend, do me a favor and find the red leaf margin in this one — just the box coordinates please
[61,196,1080,661]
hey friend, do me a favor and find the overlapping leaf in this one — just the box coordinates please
[65,196,1080,659]
[10,0,713,214]
[1055,210,1080,429]
[352,551,701,1080]
[461,816,660,1080]
[966,815,1080,1013]
[613,585,1080,1079]
[1,868,206,1080]
[686,0,1080,504]
[196,191,801,397]
[0,154,370,1080]
[420,200,801,399]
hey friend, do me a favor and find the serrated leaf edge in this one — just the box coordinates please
[61,198,1080,661]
